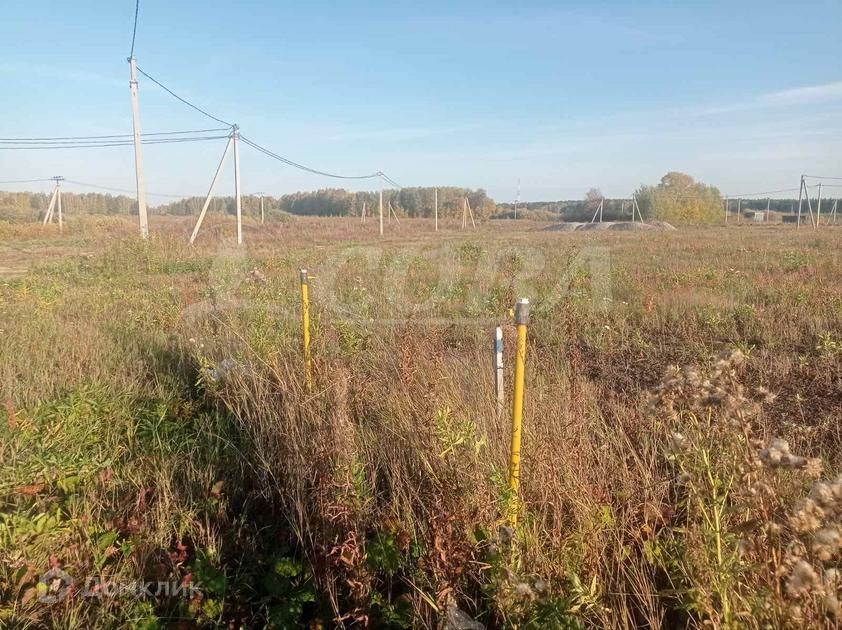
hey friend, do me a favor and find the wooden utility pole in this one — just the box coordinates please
[128,57,149,239]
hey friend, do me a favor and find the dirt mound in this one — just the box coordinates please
[543,221,676,233]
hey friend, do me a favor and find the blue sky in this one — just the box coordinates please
[0,1,840,203]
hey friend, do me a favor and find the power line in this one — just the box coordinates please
[63,179,193,198]
[0,135,228,150]
[129,0,141,58]
[135,65,233,127]
[725,186,801,197]
[378,172,402,188]
[240,134,394,184]
[0,178,54,184]
[803,174,842,181]
[132,58,401,189]
[0,128,228,142]
[0,134,228,146]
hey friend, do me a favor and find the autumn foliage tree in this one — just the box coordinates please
[635,172,722,223]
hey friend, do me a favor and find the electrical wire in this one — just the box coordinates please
[803,175,842,181]
[63,179,192,198]
[724,187,801,198]
[135,66,233,128]
[129,0,140,58]
[0,128,228,142]
[0,135,229,150]
[240,135,399,187]
[0,178,54,184]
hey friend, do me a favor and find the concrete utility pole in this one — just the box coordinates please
[128,57,149,239]
[42,179,58,225]
[379,189,383,236]
[434,187,438,231]
[233,125,242,245]
[56,176,63,229]
[258,192,265,225]
[816,182,823,227]
[189,134,233,245]
[797,176,804,230]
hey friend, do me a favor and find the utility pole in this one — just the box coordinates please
[724,197,729,224]
[361,201,366,223]
[766,197,770,222]
[258,192,265,225]
[189,133,233,245]
[233,125,242,245]
[434,187,438,231]
[514,177,520,220]
[816,182,823,227]
[797,176,804,230]
[42,178,59,226]
[56,176,63,230]
[379,189,383,236]
[128,56,149,239]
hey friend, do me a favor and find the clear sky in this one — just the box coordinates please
[0,1,840,203]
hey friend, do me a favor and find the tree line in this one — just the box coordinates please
[1,177,832,224]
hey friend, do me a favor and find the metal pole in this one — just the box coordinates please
[233,125,242,245]
[434,187,438,231]
[189,135,233,244]
[56,177,63,230]
[797,177,804,230]
[508,298,530,526]
[300,269,312,390]
[816,182,823,227]
[379,189,383,236]
[494,326,504,417]
[128,57,149,239]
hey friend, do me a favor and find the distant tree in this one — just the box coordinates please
[635,172,722,223]
[584,187,603,212]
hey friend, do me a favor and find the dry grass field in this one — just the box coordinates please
[1,215,840,628]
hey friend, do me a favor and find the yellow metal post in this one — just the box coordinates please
[508,298,530,525]
[300,269,312,389]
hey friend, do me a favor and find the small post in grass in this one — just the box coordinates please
[494,326,504,416]
[300,269,312,390]
[508,298,530,526]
